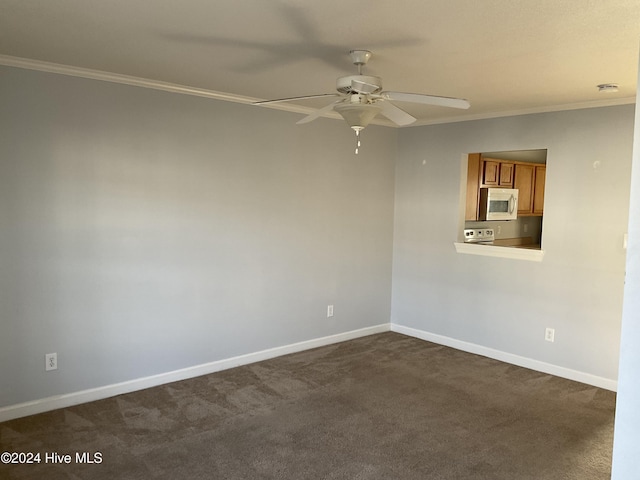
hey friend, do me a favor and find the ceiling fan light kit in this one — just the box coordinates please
[253,50,470,154]
[334,101,382,129]
[334,100,382,154]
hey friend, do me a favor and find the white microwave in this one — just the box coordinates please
[479,188,519,221]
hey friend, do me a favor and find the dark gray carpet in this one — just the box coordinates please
[1,332,616,479]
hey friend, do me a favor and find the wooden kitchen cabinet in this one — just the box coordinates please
[514,164,535,215]
[482,160,499,185]
[532,166,546,215]
[510,163,545,216]
[481,159,514,187]
[499,162,514,186]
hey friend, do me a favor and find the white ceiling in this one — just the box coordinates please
[1,0,639,127]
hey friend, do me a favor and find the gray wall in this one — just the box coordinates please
[0,62,634,413]
[392,105,635,383]
[0,66,396,407]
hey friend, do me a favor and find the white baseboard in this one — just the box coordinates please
[0,324,390,422]
[1,322,616,422]
[391,324,617,392]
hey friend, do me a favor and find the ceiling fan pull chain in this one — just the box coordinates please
[354,129,361,155]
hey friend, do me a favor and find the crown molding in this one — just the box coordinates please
[0,54,353,122]
[0,54,635,129]
[0,54,259,103]
[409,96,637,127]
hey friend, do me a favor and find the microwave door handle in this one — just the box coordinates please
[509,195,515,214]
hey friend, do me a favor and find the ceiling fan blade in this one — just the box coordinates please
[378,101,416,126]
[381,91,470,109]
[296,99,343,124]
[253,93,340,105]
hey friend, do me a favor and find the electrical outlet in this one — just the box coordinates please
[45,353,57,371]
[545,328,555,343]
[327,305,334,318]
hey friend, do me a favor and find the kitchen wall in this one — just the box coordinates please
[0,66,396,409]
[392,105,635,386]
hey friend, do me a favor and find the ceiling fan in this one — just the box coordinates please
[253,50,470,153]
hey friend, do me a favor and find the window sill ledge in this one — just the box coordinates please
[454,242,544,262]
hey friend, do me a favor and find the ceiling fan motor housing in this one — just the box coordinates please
[336,75,383,94]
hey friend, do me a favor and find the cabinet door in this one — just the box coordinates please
[514,164,534,214]
[499,163,514,187]
[482,161,500,186]
[533,166,546,215]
